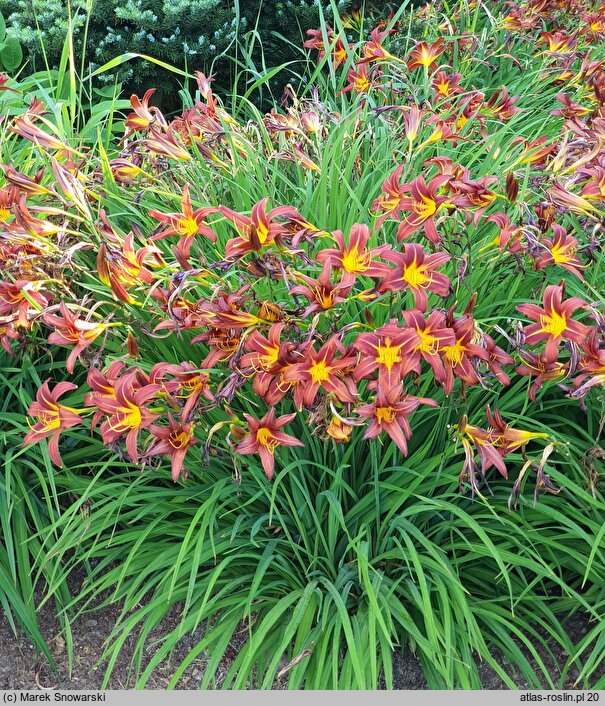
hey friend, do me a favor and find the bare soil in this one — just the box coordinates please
[0,570,601,690]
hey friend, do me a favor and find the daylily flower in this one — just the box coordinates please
[481,333,514,386]
[534,225,585,279]
[340,64,378,95]
[360,27,397,63]
[401,308,456,385]
[10,99,76,153]
[315,224,392,284]
[0,279,49,328]
[220,198,302,259]
[125,89,167,133]
[43,302,110,373]
[538,30,578,55]
[458,407,548,486]
[354,319,420,390]
[517,284,590,359]
[50,158,92,219]
[23,381,83,467]
[357,386,438,455]
[291,261,353,317]
[235,408,303,479]
[303,25,348,67]
[432,71,464,99]
[240,323,297,405]
[326,416,353,443]
[192,328,242,370]
[150,361,215,419]
[96,371,161,462]
[441,306,490,395]
[484,212,524,251]
[144,127,191,161]
[515,350,568,402]
[407,38,446,71]
[147,414,198,481]
[378,244,451,311]
[2,165,50,196]
[283,336,357,410]
[571,329,605,398]
[395,175,450,244]
[448,175,499,225]
[371,165,408,228]
[149,184,218,264]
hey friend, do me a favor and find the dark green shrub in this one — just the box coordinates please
[0,0,379,106]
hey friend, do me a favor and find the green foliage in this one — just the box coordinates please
[0,356,77,674]
[0,11,23,72]
[0,0,360,104]
[1,0,605,691]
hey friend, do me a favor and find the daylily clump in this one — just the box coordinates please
[1,0,603,497]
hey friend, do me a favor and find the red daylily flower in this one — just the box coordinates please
[357,386,438,455]
[220,198,303,259]
[43,303,109,373]
[235,408,303,479]
[378,243,451,311]
[407,38,446,71]
[149,183,218,264]
[441,308,490,395]
[517,284,590,360]
[534,225,585,280]
[291,260,353,317]
[432,71,464,99]
[395,175,450,244]
[283,336,357,410]
[360,27,397,63]
[150,361,215,420]
[515,350,569,402]
[240,323,297,405]
[125,88,167,133]
[0,279,49,328]
[147,414,198,482]
[23,381,83,467]
[401,309,456,385]
[354,319,420,389]
[315,224,392,284]
[95,371,161,462]
[303,25,349,67]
